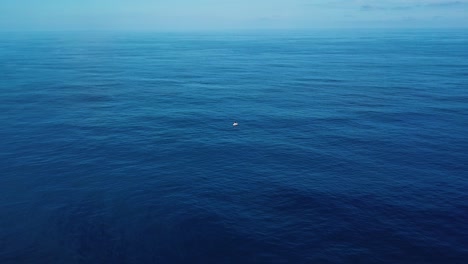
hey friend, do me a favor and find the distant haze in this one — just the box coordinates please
[1,0,467,31]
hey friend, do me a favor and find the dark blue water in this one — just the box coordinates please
[1,30,467,263]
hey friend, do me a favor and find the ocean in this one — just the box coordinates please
[0,30,467,263]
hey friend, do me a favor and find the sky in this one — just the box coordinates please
[0,0,467,31]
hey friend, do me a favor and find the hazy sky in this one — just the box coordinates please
[1,0,467,31]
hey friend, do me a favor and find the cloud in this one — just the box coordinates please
[428,0,468,7]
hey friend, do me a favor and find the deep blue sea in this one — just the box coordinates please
[1,30,467,263]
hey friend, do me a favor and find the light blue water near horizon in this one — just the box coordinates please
[0,29,468,263]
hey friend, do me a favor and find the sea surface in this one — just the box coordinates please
[0,30,467,263]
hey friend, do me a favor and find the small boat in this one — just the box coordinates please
[233,122,238,127]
